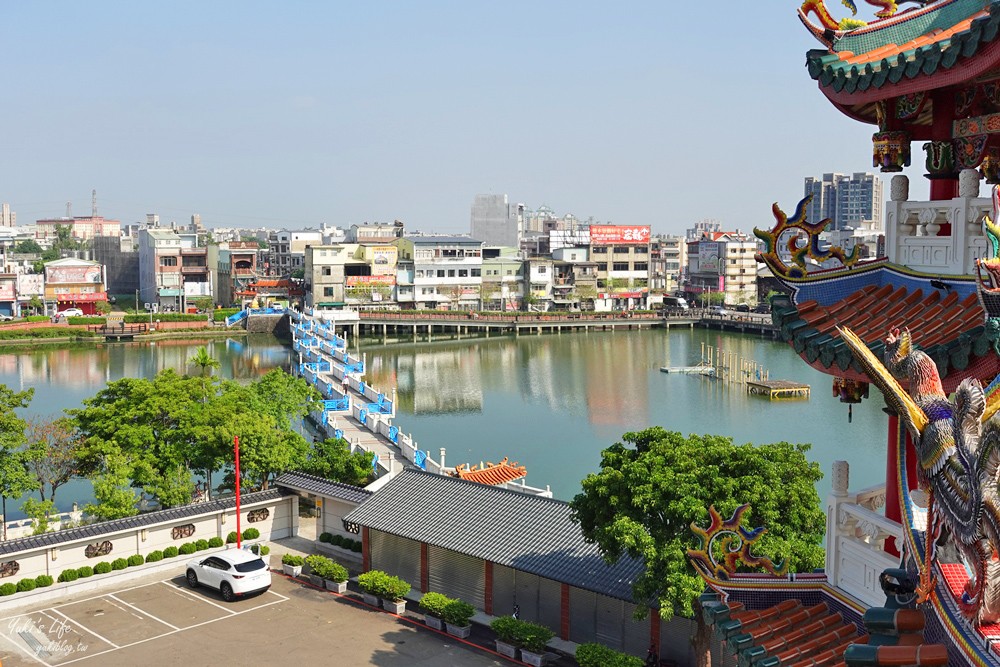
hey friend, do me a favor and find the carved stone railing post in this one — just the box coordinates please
[826,460,850,584]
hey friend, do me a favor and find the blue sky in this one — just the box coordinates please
[0,2,920,236]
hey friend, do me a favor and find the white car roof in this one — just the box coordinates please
[213,548,265,565]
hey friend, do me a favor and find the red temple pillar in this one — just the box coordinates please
[884,414,917,556]
[928,88,958,203]
[362,526,371,572]
[420,543,429,593]
[484,562,494,616]
[560,583,570,640]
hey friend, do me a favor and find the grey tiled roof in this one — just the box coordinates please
[0,488,285,557]
[274,471,372,504]
[344,469,644,602]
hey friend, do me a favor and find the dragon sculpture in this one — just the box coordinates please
[800,0,927,31]
[840,325,1000,624]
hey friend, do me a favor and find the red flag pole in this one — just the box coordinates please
[234,436,242,549]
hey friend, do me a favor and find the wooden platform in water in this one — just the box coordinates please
[746,379,810,399]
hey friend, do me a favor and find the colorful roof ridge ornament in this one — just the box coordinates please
[687,504,788,581]
[452,457,527,486]
[753,195,861,279]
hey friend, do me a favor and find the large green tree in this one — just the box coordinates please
[24,415,82,503]
[0,385,37,538]
[570,427,825,667]
[302,437,374,487]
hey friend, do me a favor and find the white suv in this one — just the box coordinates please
[186,548,271,601]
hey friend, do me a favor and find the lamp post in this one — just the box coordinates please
[234,436,242,549]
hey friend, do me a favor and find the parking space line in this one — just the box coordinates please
[48,608,120,649]
[159,581,237,614]
[107,594,180,631]
[0,625,55,667]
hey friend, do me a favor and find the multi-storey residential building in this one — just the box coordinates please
[685,232,757,306]
[35,215,121,242]
[470,194,523,248]
[43,257,106,315]
[394,235,483,310]
[304,244,397,310]
[686,219,721,241]
[650,235,687,292]
[524,257,554,311]
[803,172,884,231]
[349,221,405,244]
[137,229,211,312]
[263,230,322,277]
[208,241,258,307]
[589,225,651,309]
[481,248,524,311]
[1,203,15,227]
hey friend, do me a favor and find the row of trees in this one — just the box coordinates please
[0,348,374,530]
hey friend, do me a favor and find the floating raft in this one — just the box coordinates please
[660,365,715,376]
[746,379,810,399]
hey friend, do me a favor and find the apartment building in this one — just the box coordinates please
[589,225,651,309]
[481,248,524,311]
[685,232,757,306]
[35,215,121,242]
[395,236,483,310]
[304,244,397,310]
[208,241,259,307]
[137,229,211,312]
[44,257,107,315]
[803,172,884,231]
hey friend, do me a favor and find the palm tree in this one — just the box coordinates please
[188,346,220,377]
[188,346,220,502]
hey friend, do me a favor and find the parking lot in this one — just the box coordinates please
[0,569,510,666]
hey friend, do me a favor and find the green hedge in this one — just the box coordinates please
[242,527,259,540]
[111,558,128,571]
[17,578,36,592]
[575,643,644,667]
[419,591,451,618]
[123,313,208,324]
[489,616,554,653]
[319,532,333,543]
[207,537,223,548]
[226,531,238,544]
[35,574,54,587]
[145,550,164,563]
[281,554,304,567]
[213,308,241,322]
[357,570,409,601]
[127,554,144,567]
[195,539,209,551]
[178,543,196,555]
[163,546,179,558]
[94,562,112,574]
[58,569,79,583]
[0,583,15,596]
[0,329,98,340]
[76,566,94,579]
[250,544,270,556]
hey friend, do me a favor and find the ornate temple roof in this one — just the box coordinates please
[804,1,1000,107]
[771,285,1000,389]
[452,457,527,486]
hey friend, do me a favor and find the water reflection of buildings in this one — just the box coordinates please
[391,347,484,414]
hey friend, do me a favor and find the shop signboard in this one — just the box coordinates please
[589,225,651,245]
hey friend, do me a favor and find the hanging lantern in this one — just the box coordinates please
[833,377,870,404]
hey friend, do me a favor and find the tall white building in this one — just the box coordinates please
[470,194,523,247]
[0,203,14,227]
[803,172,884,231]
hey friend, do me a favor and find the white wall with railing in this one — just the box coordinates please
[825,460,904,608]
[885,170,993,276]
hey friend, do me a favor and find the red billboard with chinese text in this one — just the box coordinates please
[589,225,651,245]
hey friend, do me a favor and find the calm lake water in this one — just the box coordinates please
[0,327,887,518]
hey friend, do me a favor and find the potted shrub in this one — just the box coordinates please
[517,620,555,667]
[441,599,475,639]
[356,570,387,606]
[576,643,644,667]
[490,615,520,658]
[379,573,410,614]
[281,553,304,577]
[322,560,349,593]
[419,591,451,631]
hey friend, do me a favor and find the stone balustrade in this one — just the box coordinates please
[825,460,903,608]
[885,172,993,276]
